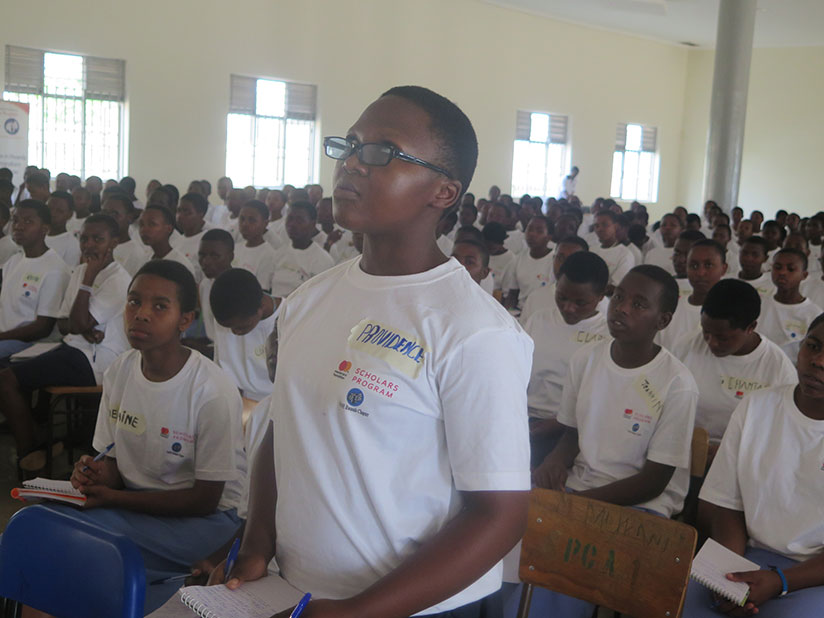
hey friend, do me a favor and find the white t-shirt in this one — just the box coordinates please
[58,261,131,383]
[213,309,277,402]
[0,235,20,266]
[738,272,775,299]
[801,277,824,311]
[656,298,702,351]
[758,296,822,363]
[45,231,81,267]
[92,348,244,512]
[591,243,636,285]
[524,305,609,419]
[270,243,335,299]
[671,332,797,442]
[113,239,149,277]
[199,277,217,341]
[626,243,643,266]
[0,250,69,334]
[174,226,211,268]
[643,246,675,275]
[559,340,698,517]
[208,204,230,226]
[264,219,288,251]
[330,237,361,265]
[65,214,89,237]
[503,229,527,256]
[151,247,198,280]
[269,257,532,613]
[238,395,273,520]
[234,242,279,292]
[501,251,553,306]
[435,234,453,257]
[488,251,515,293]
[700,385,824,562]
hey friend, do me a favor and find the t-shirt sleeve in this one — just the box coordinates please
[698,399,746,511]
[92,376,115,456]
[557,347,586,428]
[89,275,128,326]
[193,388,242,481]
[36,267,70,318]
[439,327,532,491]
[646,378,697,469]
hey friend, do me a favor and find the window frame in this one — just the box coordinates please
[510,110,570,200]
[610,122,659,203]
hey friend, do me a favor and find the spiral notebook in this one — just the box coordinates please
[10,478,86,506]
[178,576,304,618]
[690,539,760,606]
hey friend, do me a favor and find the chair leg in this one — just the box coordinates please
[515,583,534,618]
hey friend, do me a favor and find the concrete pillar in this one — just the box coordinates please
[703,0,757,212]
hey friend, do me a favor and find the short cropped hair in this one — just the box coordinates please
[628,264,679,314]
[453,239,489,268]
[528,215,553,234]
[763,220,787,242]
[743,235,769,255]
[103,192,136,215]
[16,199,51,225]
[201,228,235,250]
[558,251,608,295]
[702,279,760,329]
[461,204,478,216]
[775,247,808,271]
[83,213,119,238]
[210,268,263,322]
[454,225,484,244]
[144,203,175,226]
[49,190,74,211]
[661,213,683,227]
[162,183,180,205]
[119,176,136,195]
[557,235,589,251]
[807,312,824,334]
[180,192,208,215]
[679,229,707,243]
[289,200,317,221]
[595,210,619,223]
[132,259,198,313]
[27,172,49,189]
[690,238,727,264]
[382,86,478,210]
[242,199,270,220]
[686,213,701,227]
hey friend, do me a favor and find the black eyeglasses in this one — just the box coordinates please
[323,136,453,179]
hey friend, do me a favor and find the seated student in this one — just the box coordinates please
[458,203,479,229]
[66,186,93,236]
[102,192,149,277]
[330,230,364,264]
[658,239,727,350]
[671,279,795,454]
[644,213,683,274]
[44,260,244,613]
[527,265,697,618]
[591,209,636,288]
[174,191,212,272]
[208,86,531,618]
[0,214,129,471]
[672,229,706,299]
[711,222,737,265]
[44,190,81,267]
[759,248,822,363]
[210,268,277,403]
[736,218,754,250]
[686,213,703,232]
[453,225,494,294]
[616,212,643,265]
[483,221,515,301]
[798,236,824,309]
[270,200,334,299]
[0,203,19,265]
[138,204,197,277]
[737,235,775,298]
[681,315,824,617]
[263,189,288,250]
[451,238,491,288]
[214,188,245,240]
[552,213,580,246]
[0,200,70,361]
[502,216,554,310]
[232,200,278,293]
[487,201,527,255]
[761,220,785,271]
[24,171,50,203]
[523,252,609,469]
[196,229,235,344]
[316,196,353,254]
[520,236,591,323]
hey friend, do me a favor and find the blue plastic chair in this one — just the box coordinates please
[0,505,145,618]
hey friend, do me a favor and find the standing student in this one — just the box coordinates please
[174,192,212,271]
[207,86,531,618]
[591,210,635,288]
[523,251,609,469]
[270,201,334,299]
[527,265,697,618]
[759,249,822,363]
[0,214,128,471]
[644,213,682,274]
[658,239,727,350]
[44,191,81,267]
[233,200,278,293]
[103,193,149,277]
[502,216,554,310]
[138,204,196,277]
[48,260,244,613]
[681,315,824,617]
[0,200,70,360]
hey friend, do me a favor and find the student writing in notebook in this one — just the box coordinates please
[207,86,532,618]
[682,313,824,617]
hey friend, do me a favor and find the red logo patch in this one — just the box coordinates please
[338,360,352,372]
[161,427,169,436]
[624,409,633,416]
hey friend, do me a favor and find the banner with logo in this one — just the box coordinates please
[0,101,30,187]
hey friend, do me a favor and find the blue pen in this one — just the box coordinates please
[290,592,312,618]
[82,442,114,472]
[223,537,240,581]
[150,573,189,585]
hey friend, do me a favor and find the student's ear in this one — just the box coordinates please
[430,179,463,214]
[744,320,757,335]
[656,310,674,331]
[720,262,728,276]
[178,310,195,333]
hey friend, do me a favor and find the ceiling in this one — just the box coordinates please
[482,0,824,48]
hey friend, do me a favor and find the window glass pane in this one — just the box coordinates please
[3,92,43,168]
[44,52,83,97]
[226,113,254,187]
[545,143,566,199]
[253,117,283,188]
[610,152,624,198]
[42,96,83,176]
[284,119,314,187]
[85,100,121,180]
[256,79,286,118]
[625,123,642,152]
[637,151,655,202]
[529,113,549,143]
[622,151,640,200]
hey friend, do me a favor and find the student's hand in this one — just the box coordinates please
[323,230,343,250]
[80,484,117,509]
[711,568,783,615]
[83,248,112,281]
[272,598,353,618]
[532,455,568,491]
[81,329,105,344]
[187,557,219,586]
[71,455,104,488]
[207,552,268,588]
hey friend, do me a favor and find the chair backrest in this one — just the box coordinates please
[0,505,145,618]
[519,489,696,618]
[690,426,710,478]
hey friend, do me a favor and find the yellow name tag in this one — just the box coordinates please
[570,330,606,345]
[632,375,664,418]
[348,318,427,379]
[720,376,768,394]
[108,406,147,435]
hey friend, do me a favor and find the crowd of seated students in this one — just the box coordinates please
[0,151,822,617]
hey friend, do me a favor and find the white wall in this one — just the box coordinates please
[677,46,824,218]
[0,0,689,216]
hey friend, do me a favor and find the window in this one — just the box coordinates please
[511,111,569,199]
[225,75,317,188]
[610,122,658,202]
[3,45,125,179]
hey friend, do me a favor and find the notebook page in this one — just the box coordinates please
[690,539,760,605]
[10,342,61,362]
[179,576,304,618]
[23,478,84,497]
